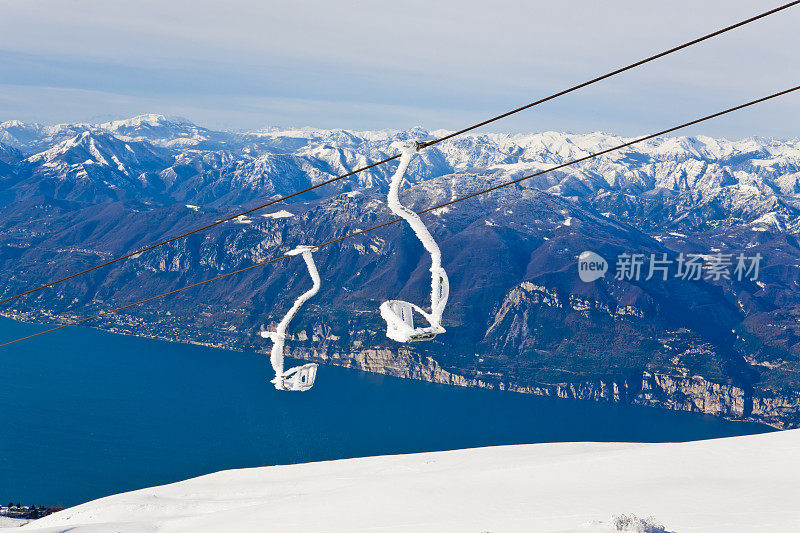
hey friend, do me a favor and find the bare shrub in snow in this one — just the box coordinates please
[612,513,672,532]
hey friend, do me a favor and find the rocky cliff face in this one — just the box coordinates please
[303,347,797,428]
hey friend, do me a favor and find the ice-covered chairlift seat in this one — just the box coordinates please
[379,141,450,343]
[280,362,318,392]
[260,245,320,391]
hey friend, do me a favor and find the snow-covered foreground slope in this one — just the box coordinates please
[20,430,800,533]
[0,518,28,528]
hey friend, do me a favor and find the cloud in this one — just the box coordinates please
[0,0,798,137]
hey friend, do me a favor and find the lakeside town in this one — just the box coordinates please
[1,503,63,521]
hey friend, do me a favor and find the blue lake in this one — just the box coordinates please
[0,316,772,507]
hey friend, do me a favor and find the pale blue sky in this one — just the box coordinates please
[0,0,798,138]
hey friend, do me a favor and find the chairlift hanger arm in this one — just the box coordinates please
[261,246,321,391]
[379,142,450,343]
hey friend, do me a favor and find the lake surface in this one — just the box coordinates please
[0,316,772,507]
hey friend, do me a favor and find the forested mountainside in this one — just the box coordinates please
[2,114,800,427]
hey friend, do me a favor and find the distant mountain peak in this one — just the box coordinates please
[100,114,196,131]
[0,119,31,128]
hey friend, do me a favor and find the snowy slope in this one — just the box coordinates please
[0,517,29,528]
[20,430,800,532]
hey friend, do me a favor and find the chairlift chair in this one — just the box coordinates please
[261,245,320,391]
[379,141,450,343]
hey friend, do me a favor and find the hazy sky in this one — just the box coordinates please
[1,0,798,138]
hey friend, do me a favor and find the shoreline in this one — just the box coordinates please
[0,311,781,430]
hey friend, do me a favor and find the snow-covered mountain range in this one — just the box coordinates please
[2,114,800,427]
[3,114,800,229]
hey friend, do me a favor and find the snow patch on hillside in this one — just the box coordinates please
[261,210,294,219]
